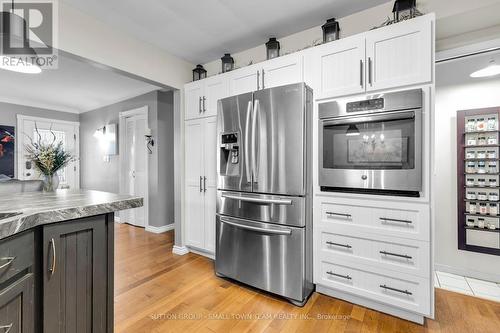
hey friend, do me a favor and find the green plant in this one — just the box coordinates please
[25,125,75,176]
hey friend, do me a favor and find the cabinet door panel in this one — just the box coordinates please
[43,216,108,333]
[229,66,259,95]
[0,274,34,333]
[204,77,229,117]
[185,81,204,120]
[185,119,205,249]
[366,16,432,91]
[203,117,217,253]
[312,36,365,99]
[261,54,303,90]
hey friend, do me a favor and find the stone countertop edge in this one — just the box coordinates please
[0,192,143,240]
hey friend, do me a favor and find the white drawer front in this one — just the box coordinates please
[321,203,429,241]
[319,230,430,278]
[319,260,430,315]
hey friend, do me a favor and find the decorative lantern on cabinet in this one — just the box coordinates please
[392,0,417,22]
[221,53,234,73]
[321,18,340,43]
[265,38,280,60]
[192,64,207,81]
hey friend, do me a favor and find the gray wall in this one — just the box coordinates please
[0,101,79,127]
[79,90,175,228]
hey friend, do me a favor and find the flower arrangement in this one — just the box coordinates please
[25,126,75,191]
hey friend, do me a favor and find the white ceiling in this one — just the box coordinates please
[61,0,390,64]
[436,50,500,87]
[0,54,162,113]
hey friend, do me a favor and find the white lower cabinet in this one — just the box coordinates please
[314,196,432,322]
[184,117,217,255]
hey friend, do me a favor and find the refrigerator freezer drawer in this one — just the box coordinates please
[217,191,306,227]
[215,215,312,302]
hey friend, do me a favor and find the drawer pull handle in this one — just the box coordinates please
[326,271,352,280]
[326,241,352,249]
[0,324,13,333]
[49,238,56,275]
[380,284,412,295]
[379,217,412,224]
[326,212,352,219]
[0,257,15,270]
[380,251,412,259]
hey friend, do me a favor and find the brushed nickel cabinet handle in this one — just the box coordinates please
[368,57,373,86]
[200,176,203,192]
[203,177,207,192]
[326,212,352,219]
[379,217,412,224]
[326,271,352,280]
[256,70,260,90]
[261,69,265,89]
[380,284,412,295]
[0,257,15,270]
[380,251,412,259]
[199,97,202,113]
[0,324,13,333]
[202,96,206,112]
[49,238,56,275]
[326,241,352,249]
[360,59,363,87]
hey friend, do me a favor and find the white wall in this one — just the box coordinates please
[58,2,194,89]
[435,78,500,282]
[203,0,500,76]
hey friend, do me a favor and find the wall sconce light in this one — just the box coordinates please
[145,128,154,154]
[93,124,117,161]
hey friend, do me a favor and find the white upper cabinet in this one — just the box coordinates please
[229,64,260,95]
[204,75,229,117]
[261,53,303,90]
[365,15,432,92]
[184,81,204,120]
[311,36,366,100]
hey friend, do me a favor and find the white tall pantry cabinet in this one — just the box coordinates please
[182,13,435,323]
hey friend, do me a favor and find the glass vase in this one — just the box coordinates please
[43,173,60,192]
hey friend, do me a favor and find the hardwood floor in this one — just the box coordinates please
[114,223,500,333]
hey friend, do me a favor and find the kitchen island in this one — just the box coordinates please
[0,189,142,333]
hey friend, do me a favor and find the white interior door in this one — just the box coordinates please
[17,116,80,189]
[122,114,147,227]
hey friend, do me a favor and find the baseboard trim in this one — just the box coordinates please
[172,245,189,256]
[316,285,425,325]
[187,246,215,260]
[145,224,174,234]
[435,263,500,283]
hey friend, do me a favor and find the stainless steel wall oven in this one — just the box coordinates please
[319,89,423,197]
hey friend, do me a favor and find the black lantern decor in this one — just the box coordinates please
[192,64,207,81]
[221,53,234,73]
[265,38,280,60]
[392,0,417,22]
[321,18,340,43]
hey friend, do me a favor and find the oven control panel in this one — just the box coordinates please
[346,98,384,113]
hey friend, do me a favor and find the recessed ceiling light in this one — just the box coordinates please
[470,60,500,78]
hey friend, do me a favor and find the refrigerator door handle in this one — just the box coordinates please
[220,217,292,235]
[244,100,253,183]
[251,99,259,182]
[221,193,292,205]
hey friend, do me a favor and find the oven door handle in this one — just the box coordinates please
[322,110,416,126]
[220,217,292,235]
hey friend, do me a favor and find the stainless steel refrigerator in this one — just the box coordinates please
[215,82,313,306]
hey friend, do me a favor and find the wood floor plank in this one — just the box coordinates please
[114,224,500,333]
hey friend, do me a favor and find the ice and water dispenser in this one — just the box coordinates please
[220,133,239,176]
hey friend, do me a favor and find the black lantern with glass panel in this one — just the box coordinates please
[265,38,280,60]
[192,64,207,81]
[392,0,417,22]
[221,53,234,73]
[321,18,340,43]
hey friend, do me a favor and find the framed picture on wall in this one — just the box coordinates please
[0,125,15,179]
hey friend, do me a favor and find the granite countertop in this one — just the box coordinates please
[0,189,143,240]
